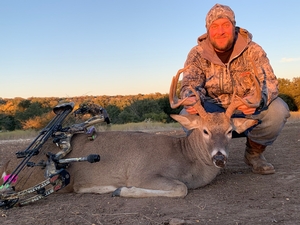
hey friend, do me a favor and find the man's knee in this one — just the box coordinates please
[248,97,290,145]
[267,97,290,120]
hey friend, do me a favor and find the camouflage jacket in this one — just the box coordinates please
[180,27,278,109]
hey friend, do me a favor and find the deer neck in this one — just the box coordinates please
[178,130,214,166]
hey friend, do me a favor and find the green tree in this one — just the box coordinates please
[105,105,121,124]
[18,99,31,111]
[0,98,6,105]
[278,94,298,111]
[117,99,167,124]
[279,77,300,111]
[15,102,51,126]
[0,114,18,131]
[157,96,183,122]
[290,77,300,108]
[118,110,137,124]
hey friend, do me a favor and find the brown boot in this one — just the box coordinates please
[244,138,275,175]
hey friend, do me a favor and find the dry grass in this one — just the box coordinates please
[287,111,300,122]
[0,122,181,141]
[96,122,181,132]
[0,129,38,141]
[1,112,299,141]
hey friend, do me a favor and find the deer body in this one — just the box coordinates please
[68,129,219,197]
[1,110,256,198]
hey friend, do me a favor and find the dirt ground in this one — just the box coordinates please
[0,120,299,225]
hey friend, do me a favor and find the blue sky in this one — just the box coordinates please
[1,0,299,98]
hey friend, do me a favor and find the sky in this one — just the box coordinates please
[1,0,300,99]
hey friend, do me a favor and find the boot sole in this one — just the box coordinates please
[251,168,275,175]
[244,158,275,175]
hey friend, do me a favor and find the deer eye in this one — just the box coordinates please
[203,129,209,135]
[226,129,233,138]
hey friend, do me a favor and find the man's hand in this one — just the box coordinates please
[184,96,198,115]
[237,104,256,115]
[237,95,260,115]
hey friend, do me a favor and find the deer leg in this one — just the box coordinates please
[74,185,118,194]
[112,177,188,198]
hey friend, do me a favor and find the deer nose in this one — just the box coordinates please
[212,151,227,168]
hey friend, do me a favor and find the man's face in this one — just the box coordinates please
[208,18,235,52]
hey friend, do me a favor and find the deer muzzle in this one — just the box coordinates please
[212,151,227,168]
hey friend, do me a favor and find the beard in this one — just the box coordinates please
[209,33,235,52]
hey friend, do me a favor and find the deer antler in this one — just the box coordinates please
[169,66,207,117]
[169,66,190,109]
[225,59,262,117]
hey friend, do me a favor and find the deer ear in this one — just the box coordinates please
[170,114,200,130]
[231,118,258,134]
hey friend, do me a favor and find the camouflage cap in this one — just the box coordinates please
[205,4,236,29]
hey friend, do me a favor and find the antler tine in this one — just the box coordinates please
[225,90,243,118]
[248,59,262,107]
[225,59,262,117]
[187,85,208,117]
[169,65,194,109]
[169,65,208,117]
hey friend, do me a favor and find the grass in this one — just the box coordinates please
[0,122,181,141]
[288,111,300,122]
[1,112,300,141]
[0,129,38,141]
[96,121,181,132]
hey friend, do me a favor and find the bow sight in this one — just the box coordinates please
[0,102,103,209]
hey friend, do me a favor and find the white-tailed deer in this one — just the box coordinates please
[1,66,261,199]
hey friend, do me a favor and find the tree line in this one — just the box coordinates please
[0,78,299,131]
[0,93,181,131]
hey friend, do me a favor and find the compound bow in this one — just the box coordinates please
[0,102,107,209]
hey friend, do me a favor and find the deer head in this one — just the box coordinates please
[169,63,261,168]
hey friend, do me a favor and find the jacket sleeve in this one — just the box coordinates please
[180,46,207,103]
[248,43,279,107]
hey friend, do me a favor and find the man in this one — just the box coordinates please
[180,4,290,175]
